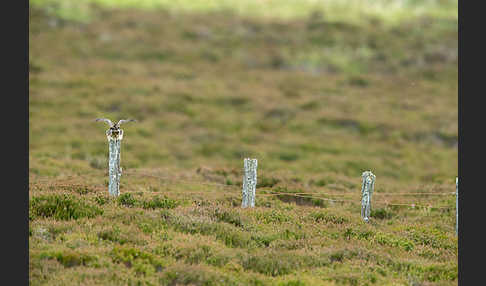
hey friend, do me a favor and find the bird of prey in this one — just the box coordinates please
[95,118,137,129]
[95,118,137,138]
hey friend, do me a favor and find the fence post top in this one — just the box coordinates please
[106,128,124,141]
[244,158,258,167]
[362,170,375,179]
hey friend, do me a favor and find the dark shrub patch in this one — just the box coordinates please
[405,227,455,250]
[328,275,359,286]
[142,196,179,209]
[343,228,375,240]
[251,233,280,247]
[255,210,291,224]
[179,245,231,267]
[29,194,103,220]
[300,100,320,110]
[328,249,361,263]
[278,152,300,162]
[272,186,300,194]
[348,76,369,87]
[421,264,458,282]
[275,193,327,208]
[212,208,244,227]
[310,198,327,207]
[257,176,281,188]
[160,209,172,220]
[160,264,237,286]
[169,215,252,248]
[214,96,249,107]
[370,208,394,220]
[279,280,307,286]
[241,252,329,276]
[281,229,307,240]
[97,226,140,245]
[373,232,415,251]
[73,187,90,195]
[310,211,349,224]
[98,229,123,243]
[40,250,97,268]
[117,193,137,207]
[330,251,344,262]
[309,178,335,187]
[242,254,294,276]
[94,195,109,206]
[110,246,166,275]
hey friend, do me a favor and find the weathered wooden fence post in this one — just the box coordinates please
[456,177,458,235]
[242,158,258,208]
[96,118,136,197]
[361,170,376,222]
[107,129,123,197]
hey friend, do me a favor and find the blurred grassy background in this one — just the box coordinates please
[29,0,457,285]
[29,0,457,185]
[30,0,458,24]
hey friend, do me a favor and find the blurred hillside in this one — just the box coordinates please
[29,0,457,184]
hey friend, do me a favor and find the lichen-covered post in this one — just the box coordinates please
[96,118,136,197]
[242,158,258,208]
[456,177,458,235]
[361,171,376,222]
[107,128,123,197]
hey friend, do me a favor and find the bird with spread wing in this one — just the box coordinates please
[95,118,137,138]
[95,118,137,129]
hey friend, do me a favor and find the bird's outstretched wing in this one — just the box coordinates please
[95,118,113,127]
[116,119,137,127]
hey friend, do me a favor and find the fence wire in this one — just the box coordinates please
[30,169,456,210]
